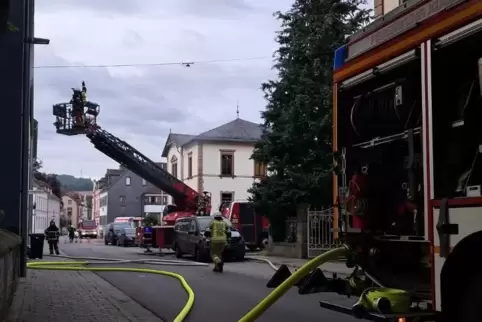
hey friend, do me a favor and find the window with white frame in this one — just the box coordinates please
[125,176,131,186]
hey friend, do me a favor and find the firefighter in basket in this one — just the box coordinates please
[70,81,87,128]
[204,213,231,273]
[44,220,60,255]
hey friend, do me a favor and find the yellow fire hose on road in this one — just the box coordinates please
[27,261,195,322]
[28,246,406,322]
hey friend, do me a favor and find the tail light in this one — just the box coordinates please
[231,203,241,230]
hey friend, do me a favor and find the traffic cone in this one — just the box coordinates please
[266,264,292,288]
[298,268,329,295]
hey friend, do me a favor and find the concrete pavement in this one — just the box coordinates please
[59,238,358,322]
[6,240,162,322]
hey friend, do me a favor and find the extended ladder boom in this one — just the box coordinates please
[52,83,210,213]
[85,125,198,210]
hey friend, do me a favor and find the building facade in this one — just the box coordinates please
[97,166,168,231]
[73,190,93,220]
[32,179,61,234]
[93,169,123,231]
[162,118,266,210]
[62,194,82,228]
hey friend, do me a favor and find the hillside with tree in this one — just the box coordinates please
[33,160,93,193]
[248,0,370,241]
[55,174,93,191]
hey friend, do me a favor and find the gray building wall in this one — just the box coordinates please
[0,0,36,278]
[105,164,166,223]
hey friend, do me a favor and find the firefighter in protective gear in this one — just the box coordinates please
[45,220,60,255]
[81,81,87,104]
[205,214,231,273]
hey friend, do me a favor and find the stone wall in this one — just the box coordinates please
[266,204,309,259]
[0,230,22,321]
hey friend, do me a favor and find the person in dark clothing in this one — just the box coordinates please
[68,225,76,243]
[45,220,60,255]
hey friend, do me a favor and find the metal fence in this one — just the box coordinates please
[307,207,341,258]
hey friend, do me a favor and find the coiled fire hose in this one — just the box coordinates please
[27,246,409,322]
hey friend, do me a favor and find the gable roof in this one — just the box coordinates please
[196,118,262,142]
[100,168,125,192]
[161,118,262,157]
[161,133,195,157]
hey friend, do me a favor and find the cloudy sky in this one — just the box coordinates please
[35,0,373,179]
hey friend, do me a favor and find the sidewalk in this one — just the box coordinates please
[6,242,161,322]
[256,255,353,276]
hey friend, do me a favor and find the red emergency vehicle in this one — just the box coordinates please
[77,220,97,239]
[114,216,142,227]
[221,200,269,250]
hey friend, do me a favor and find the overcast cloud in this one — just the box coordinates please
[35,0,373,179]
[34,0,295,179]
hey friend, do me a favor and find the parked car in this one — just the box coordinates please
[116,227,137,247]
[173,216,245,262]
[104,222,131,245]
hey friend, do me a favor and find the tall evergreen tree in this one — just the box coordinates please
[249,0,370,241]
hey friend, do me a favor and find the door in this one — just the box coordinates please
[239,202,257,244]
[187,219,199,255]
[177,219,189,252]
[106,224,112,240]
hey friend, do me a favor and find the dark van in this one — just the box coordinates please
[173,216,245,262]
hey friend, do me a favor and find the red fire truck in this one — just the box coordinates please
[53,93,212,252]
[77,219,97,239]
[267,1,482,321]
[299,0,482,321]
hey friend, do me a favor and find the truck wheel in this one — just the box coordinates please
[235,253,245,262]
[458,273,482,321]
[259,238,269,250]
[175,244,183,258]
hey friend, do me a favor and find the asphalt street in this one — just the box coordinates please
[59,238,358,322]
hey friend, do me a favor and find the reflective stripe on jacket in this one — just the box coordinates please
[209,220,228,242]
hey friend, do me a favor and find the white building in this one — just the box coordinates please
[32,179,61,234]
[374,0,407,18]
[161,118,266,210]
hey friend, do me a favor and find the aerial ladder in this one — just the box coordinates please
[52,82,211,250]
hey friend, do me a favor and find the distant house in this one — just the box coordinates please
[62,193,82,228]
[162,118,266,210]
[95,165,169,232]
[93,169,123,231]
[73,190,93,220]
[32,179,61,233]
